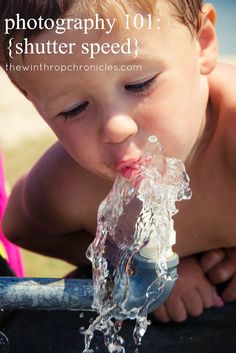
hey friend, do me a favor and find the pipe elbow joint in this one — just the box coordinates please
[113,252,179,318]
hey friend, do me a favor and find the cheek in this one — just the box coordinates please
[137,87,202,159]
[50,117,92,145]
[49,120,97,160]
[67,140,97,167]
[137,88,183,138]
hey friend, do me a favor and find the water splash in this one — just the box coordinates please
[83,136,191,352]
[0,331,9,353]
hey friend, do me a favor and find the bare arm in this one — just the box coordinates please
[3,142,111,266]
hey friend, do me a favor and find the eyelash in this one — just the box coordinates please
[60,74,158,120]
[61,101,89,120]
[125,74,158,94]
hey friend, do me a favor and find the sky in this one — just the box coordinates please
[210,0,236,55]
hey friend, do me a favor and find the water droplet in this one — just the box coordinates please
[79,326,85,334]
[79,312,84,318]
[89,317,94,324]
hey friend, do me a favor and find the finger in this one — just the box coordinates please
[207,258,236,284]
[165,297,187,322]
[199,249,225,273]
[198,278,224,308]
[184,290,204,317]
[222,276,236,302]
[152,305,170,323]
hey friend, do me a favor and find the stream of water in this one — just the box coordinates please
[82,136,191,353]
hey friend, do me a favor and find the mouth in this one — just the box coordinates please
[116,158,142,180]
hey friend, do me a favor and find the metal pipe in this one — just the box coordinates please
[0,253,178,312]
[112,252,179,319]
[0,277,93,311]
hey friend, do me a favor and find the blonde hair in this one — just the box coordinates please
[69,0,202,33]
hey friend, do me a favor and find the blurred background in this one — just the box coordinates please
[211,0,236,56]
[0,0,235,277]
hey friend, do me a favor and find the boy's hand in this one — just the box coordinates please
[200,248,236,302]
[152,256,224,323]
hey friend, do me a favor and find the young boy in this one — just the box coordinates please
[1,0,236,323]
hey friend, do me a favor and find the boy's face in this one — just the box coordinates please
[13,2,209,180]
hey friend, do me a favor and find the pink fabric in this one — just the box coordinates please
[0,154,24,277]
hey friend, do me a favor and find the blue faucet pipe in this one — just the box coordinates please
[0,277,94,311]
[0,253,178,312]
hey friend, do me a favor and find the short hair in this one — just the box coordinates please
[0,0,203,67]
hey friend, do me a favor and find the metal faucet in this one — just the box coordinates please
[0,252,178,313]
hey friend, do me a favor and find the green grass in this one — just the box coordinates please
[2,134,76,278]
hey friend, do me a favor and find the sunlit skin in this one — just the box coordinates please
[13,4,209,174]
[3,1,236,322]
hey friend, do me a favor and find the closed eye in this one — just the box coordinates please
[60,101,89,120]
[125,74,158,94]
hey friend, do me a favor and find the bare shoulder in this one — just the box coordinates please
[209,63,236,172]
[209,63,236,107]
[25,141,112,232]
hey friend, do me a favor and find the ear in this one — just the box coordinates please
[197,4,218,75]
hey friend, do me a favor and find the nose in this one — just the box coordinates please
[101,113,138,144]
